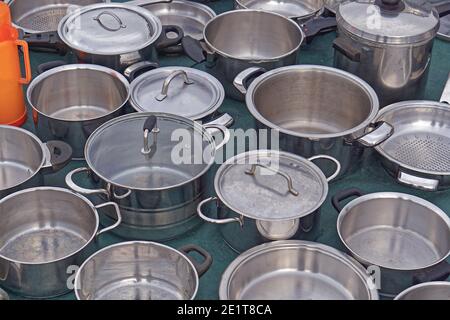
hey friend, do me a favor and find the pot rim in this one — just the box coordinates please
[375,100,450,176]
[0,187,100,265]
[213,149,329,221]
[27,64,130,123]
[234,0,324,20]
[336,192,450,271]
[245,65,380,139]
[219,240,379,300]
[74,241,199,300]
[84,112,217,191]
[0,125,46,191]
[148,0,216,19]
[203,9,305,61]
[394,281,450,300]
[57,3,162,56]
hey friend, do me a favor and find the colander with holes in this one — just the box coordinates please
[374,74,450,191]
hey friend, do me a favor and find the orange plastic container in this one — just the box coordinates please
[0,2,31,126]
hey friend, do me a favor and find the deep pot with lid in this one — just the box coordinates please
[197,149,341,253]
[333,0,440,107]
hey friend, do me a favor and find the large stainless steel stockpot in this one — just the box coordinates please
[332,189,450,297]
[220,241,379,300]
[236,65,393,178]
[0,187,121,298]
[75,241,212,300]
[27,63,130,159]
[333,0,440,107]
[66,112,230,241]
[184,9,304,100]
[395,282,450,300]
[197,150,341,253]
[374,75,450,191]
[0,125,72,199]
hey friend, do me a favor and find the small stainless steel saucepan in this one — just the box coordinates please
[395,282,450,300]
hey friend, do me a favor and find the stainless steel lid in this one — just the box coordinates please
[438,12,450,40]
[214,150,329,221]
[337,0,440,44]
[58,3,162,55]
[235,0,324,20]
[130,67,225,120]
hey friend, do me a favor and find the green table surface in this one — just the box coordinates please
[7,0,450,300]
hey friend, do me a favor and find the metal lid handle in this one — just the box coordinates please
[156,70,194,101]
[245,163,299,196]
[93,11,127,32]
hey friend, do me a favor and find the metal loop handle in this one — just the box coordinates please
[93,11,127,32]
[308,155,342,182]
[203,124,231,151]
[197,197,243,226]
[245,163,299,196]
[156,70,194,101]
[65,167,109,197]
[95,202,122,237]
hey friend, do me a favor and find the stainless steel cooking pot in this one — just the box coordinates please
[220,240,379,300]
[0,125,72,199]
[333,0,440,107]
[183,9,304,100]
[395,282,450,300]
[66,112,230,241]
[374,75,450,191]
[236,65,393,178]
[197,150,341,253]
[332,189,450,297]
[75,241,212,300]
[0,187,122,298]
[27,63,130,160]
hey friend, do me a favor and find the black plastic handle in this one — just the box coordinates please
[156,25,184,51]
[159,42,185,55]
[333,37,361,62]
[179,244,213,277]
[303,16,337,44]
[413,261,450,284]
[124,61,159,82]
[46,140,73,172]
[143,115,157,133]
[23,31,68,55]
[182,35,206,64]
[331,188,365,212]
[37,60,68,74]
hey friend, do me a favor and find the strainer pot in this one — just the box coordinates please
[374,75,450,191]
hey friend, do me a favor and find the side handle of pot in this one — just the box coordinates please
[333,37,361,62]
[124,61,160,82]
[22,31,68,56]
[331,188,365,212]
[413,260,450,284]
[65,167,110,197]
[95,202,122,238]
[179,244,213,277]
[439,73,450,104]
[197,197,244,226]
[233,67,266,95]
[308,155,341,182]
[155,25,184,51]
[182,36,207,64]
[303,16,337,44]
[397,171,439,191]
[355,121,394,147]
[37,60,68,74]
[203,124,231,152]
[41,140,73,174]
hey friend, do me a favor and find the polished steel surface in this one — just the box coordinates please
[75,241,198,300]
[439,13,450,41]
[337,192,450,296]
[203,9,304,100]
[27,64,130,159]
[395,282,450,300]
[0,187,121,298]
[241,65,390,177]
[6,0,109,34]
[220,240,378,300]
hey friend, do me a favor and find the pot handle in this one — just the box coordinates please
[439,73,450,104]
[302,16,337,44]
[22,32,68,56]
[233,67,266,95]
[333,37,361,62]
[182,35,207,64]
[95,202,122,237]
[397,171,439,191]
[308,155,341,182]
[155,70,194,101]
[413,261,450,284]
[331,188,365,212]
[156,25,184,51]
[203,124,231,152]
[245,163,299,196]
[41,140,73,174]
[127,0,174,6]
[179,244,213,277]
[355,121,394,147]
[124,61,159,82]
[65,167,110,197]
[37,60,67,74]
[204,113,234,128]
[197,197,244,226]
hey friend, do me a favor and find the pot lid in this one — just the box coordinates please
[130,67,225,120]
[337,0,440,44]
[214,150,329,221]
[236,0,324,19]
[58,3,162,55]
